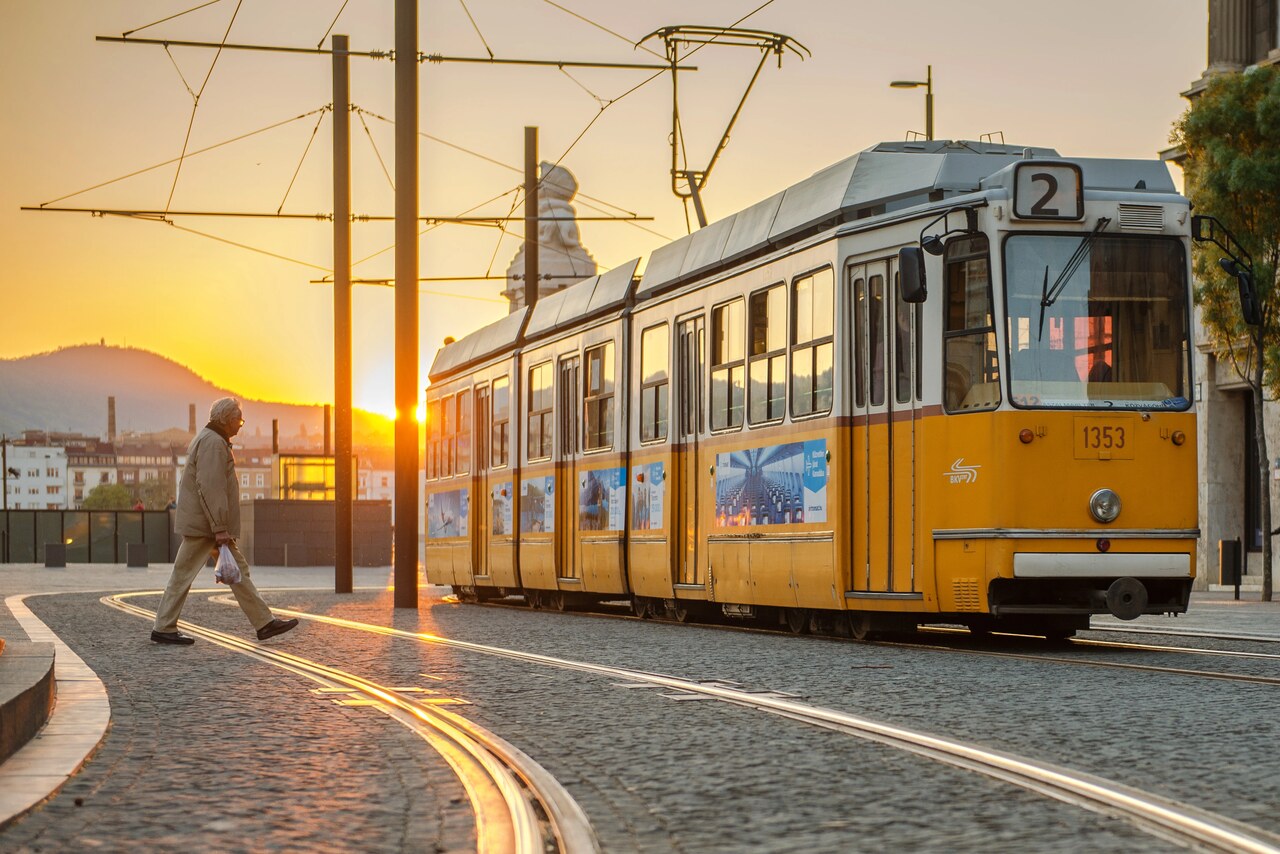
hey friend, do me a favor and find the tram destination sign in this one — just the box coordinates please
[1013,162,1083,221]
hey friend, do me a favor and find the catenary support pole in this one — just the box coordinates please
[524,126,539,309]
[333,34,354,594]
[393,0,420,608]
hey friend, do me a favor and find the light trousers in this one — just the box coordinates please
[153,536,274,633]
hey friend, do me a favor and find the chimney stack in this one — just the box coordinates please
[272,419,279,455]
[107,396,116,442]
[323,404,332,456]
[189,403,197,434]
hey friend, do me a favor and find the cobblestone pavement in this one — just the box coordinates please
[2,565,1277,852]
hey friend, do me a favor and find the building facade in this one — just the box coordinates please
[1179,0,1280,586]
[4,445,68,510]
[66,440,117,508]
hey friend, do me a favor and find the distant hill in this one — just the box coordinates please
[0,345,393,450]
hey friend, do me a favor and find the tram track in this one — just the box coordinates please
[102,591,598,854]
[212,593,1280,854]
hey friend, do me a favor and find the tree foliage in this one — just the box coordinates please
[82,483,133,510]
[1175,65,1280,385]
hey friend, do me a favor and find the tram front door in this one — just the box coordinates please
[675,315,705,586]
[849,259,918,594]
[472,384,491,577]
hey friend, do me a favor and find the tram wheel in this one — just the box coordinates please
[667,600,693,623]
[849,612,875,642]
[526,590,543,609]
[546,591,568,611]
[631,596,652,619]
[785,608,811,635]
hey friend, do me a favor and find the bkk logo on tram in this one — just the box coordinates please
[715,439,828,527]
[578,467,626,531]
[427,488,469,539]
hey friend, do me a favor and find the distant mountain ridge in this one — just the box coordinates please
[0,345,391,449]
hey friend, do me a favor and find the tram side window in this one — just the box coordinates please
[894,271,912,405]
[852,275,867,407]
[585,342,615,450]
[441,394,455,477]
[944,235,1001,412]
[640,324,670,442]
[492,377,509,468]
[792,268,834,417]
[528,362,553,461]
[711,300,745,430]
[456,389,471,474]
[869,275,886,406]
[425,398,441,480]
[748,284,787,424]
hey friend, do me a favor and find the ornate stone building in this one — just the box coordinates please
[1174,0,1279,587]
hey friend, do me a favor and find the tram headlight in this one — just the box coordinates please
[1089,488,1122,523]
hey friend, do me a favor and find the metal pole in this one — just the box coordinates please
[333,34,354,595]
[393,0,420,609]
[524,126,539,309]
[925,65,933,141]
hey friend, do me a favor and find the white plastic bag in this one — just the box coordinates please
[214,544,241,585]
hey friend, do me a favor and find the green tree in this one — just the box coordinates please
[139,480,173,510]
[1175,65,1280,601]
[82,483,133,510]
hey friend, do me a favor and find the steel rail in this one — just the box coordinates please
[104,592,598,854]
[1085,623,1280,644]
[244,601,1280,854]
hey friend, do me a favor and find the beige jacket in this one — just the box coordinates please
[176,426,240,538]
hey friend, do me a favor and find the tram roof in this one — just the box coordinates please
[428,306,528,382]
[638,139,1069,297]
[523,258,641,343]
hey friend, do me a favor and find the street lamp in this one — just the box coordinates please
[890,65,933,141]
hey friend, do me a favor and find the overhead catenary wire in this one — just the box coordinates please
[537,0,666,60]
[315,0,352,50]
[121,0,225,38]
[458,0,496,60]
[165,0,244,213]
[277,108,329,214]
[39,106,331,208]
[356,109,396,192]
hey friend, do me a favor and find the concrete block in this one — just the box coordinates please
[43,543,66,569]
[126,542,149,568]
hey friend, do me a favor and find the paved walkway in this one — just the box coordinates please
[1,564,1278,852]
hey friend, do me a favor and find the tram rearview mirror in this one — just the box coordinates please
[899,247,927,303]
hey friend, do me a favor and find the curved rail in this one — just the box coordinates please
[104,592,598,854]
[254,600,1280,854]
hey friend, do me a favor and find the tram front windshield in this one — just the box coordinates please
[1003,235,1190,410]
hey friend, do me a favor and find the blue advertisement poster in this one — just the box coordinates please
[427,488,469,539]
[520,476,555,533]
[492,481,513,536]
[631,461,664,530]
[579,466,625,531]
[715,439,827,527]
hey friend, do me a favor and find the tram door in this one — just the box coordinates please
[471,384,491,577]
[849,260,914,593]
[555,356,581,581]
[675,315,705,586]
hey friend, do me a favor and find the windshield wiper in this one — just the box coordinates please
[1037,217,1111,340]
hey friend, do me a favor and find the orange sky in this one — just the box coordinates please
[0,1,1206,415]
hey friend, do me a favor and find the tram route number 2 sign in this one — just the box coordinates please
[1013,162,1083,221]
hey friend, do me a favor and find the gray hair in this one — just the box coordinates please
[209,397,242,424]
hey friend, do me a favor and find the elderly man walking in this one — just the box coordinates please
[151,398,298,645]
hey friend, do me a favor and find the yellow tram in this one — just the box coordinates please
[424,140,1197,639]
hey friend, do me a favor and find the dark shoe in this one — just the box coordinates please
[256,618,299,641]
[151,630,195,645]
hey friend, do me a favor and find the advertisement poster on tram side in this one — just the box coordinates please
[427,488,469,539]
[520,476,554,533]
[579,466,625,531]
[714,439,827,527]
[491,481,513,536]
[631,461,664,530]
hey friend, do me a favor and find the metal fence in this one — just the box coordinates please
[0,510,176,564]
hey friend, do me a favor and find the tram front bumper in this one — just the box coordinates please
[988,552,1193,619]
